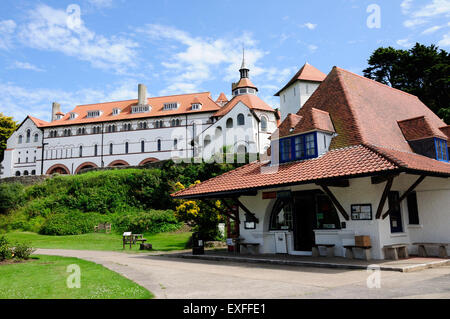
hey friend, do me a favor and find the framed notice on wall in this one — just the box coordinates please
[351,204,372,220]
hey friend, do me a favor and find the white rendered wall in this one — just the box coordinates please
[279,81,321,121]
[237,174,450,259]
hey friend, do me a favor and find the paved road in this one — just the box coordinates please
[35,249,450,299]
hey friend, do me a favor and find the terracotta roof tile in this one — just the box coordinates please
[172,145,400,198]
[272,113,303,138]
[439,125,450,139]
[397,116,446,141]
[28,116,49,127]
[234,78,257,90]
[215,92,229,103]
[42,92,220,127]
[275,63,326,96]
[213,94,275,117]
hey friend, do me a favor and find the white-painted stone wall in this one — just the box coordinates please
[278,81,321,121]
[236,173,450,260]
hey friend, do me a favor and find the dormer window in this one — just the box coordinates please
[112,108,121,115]
[69,112,78,120]
[191,103,202,110]
[279,132,317,163]
[87,110,101,118]
[132,105,150,114]
[163,102,179,111]
[435,138,449,162]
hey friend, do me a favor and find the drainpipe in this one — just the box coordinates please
[101,123,104,167]
[40,130,48,175]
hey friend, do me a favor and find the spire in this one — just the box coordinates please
[239,47,249,79]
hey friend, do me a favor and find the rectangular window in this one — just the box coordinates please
[388,191,403,233]
[305,133,315,156]
[280,139,291,162]
[407,192,420,225]
[294,136,304,158]
[435,138,449,161]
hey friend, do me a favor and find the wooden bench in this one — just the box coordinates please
[122,232,147,249]
[94,222,111,233]
[233,238,259,254]
[312,244,335,257]
[344,245,372,260]
[383,244,409,260]
[413,242,448,258]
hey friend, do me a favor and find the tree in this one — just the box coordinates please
[363,43,450,123]
[0,113,17,162]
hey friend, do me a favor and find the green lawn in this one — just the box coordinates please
[5,231,192,252]
[0,255,153,299]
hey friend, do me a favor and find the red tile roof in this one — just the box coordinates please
[397,116,446,141]
[42,92,220,127]
[439,125,450,139]
[215,92,229,103]
[275,108,335,138]
[28,116,49,127]
[275,63,327,96]
[275,113,303,137]
[291,67,447,151]
[172,143,450,198]
[213,94,276,117]
[234,78,258,90]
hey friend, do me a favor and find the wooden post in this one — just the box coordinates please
[375,176,394,219]
[320,185,350,220]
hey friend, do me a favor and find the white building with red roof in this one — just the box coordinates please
[173,66,450,260]
[1,57,287,177]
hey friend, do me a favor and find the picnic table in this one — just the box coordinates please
[122,232,147,249]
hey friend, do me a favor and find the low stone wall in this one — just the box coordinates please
[0,175,49,186]
[78,159,172,174]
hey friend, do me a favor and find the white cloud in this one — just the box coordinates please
[302,22,317,30]
[438,31,450,46]
[9,61,45,72]
[0,20,16,50]
[307,44,318,53]
[0,80,140,122]
[402,0,450,28]
[18,4,138,73]
[401,0,414,14]
[421,24,444,34]
[403,18,427,28]
[137,24,268,94]
[396,38,413,47]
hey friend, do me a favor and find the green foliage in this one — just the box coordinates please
[114,210,181,234]
[0,182,25,214]
[12,242,35,260]
[364,43,450,123]
[39,211,107,235]
[0,235,12,260]
[0,113,17,162]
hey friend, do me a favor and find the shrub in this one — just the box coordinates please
[12,242,35,260]
[0,236,12,261]
[39,210,107,235]
[0,182,25,214]
[114,210,181,234]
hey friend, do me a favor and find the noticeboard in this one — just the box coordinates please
[351,204,372,220]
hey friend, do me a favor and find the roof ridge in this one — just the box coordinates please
[334,67,419,99]
[397,115,426,123]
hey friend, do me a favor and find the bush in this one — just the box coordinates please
[114,210,181,234]
[0,183,25,214]
[0,236,12,261]
[39,210,107,235]
[12,242,34,260]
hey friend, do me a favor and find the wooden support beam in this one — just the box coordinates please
[316,179,350,188]
[235,199,259,223]
[375,176,394,219]
[221,200,240,222]
[382,175,426,219]
[371,174,398,185]
[320,185,350,221]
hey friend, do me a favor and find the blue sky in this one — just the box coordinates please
[0,0,449,122]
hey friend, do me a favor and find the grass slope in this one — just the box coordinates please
[5,231,191,252]
[0,255,153,299]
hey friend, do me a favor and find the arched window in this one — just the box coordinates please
[226,118,233,128]
[79,146,83,157]
[174,139,178,150]
[94,144,98,157]
[18,135,23,144]
[171,119,176,127]
[204,135,211,146]
[34,133,39,142]
[15,171,21,176]
[237,113,245,126]
[109,143,113,155]
[23,170,29,176]
[215,126,222,139]
[125,142,129,154]
[261,116,268,132]
[31,170,36,175]
[26,129,31,143]
[157,139,161,151]
[269,198,293,230]
[141,141,145,153]
[237,145,247,154]
[176,119,181,126]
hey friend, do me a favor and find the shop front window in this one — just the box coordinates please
[269,199,293,230]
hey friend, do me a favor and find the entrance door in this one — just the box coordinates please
[388,191,403,233]
[292,192,317,251]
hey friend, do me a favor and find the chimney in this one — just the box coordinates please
[138,84,147,106]
[51,102,61,122]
